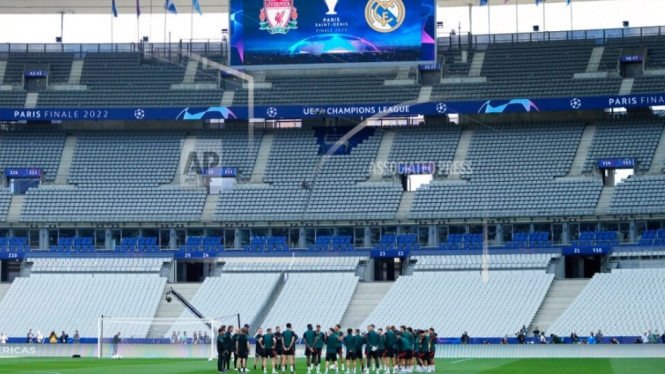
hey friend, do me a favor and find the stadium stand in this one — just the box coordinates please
[0,130,66,181]
[598,35,665,72]
[481,40,594,78]
[221,256,362,272]
[193,127,263,182]
[386,123,461,170]
[504,232,552,249]
[361,270,553,336]
[411,253,558,271]
[29,257,169,272]
[632,76,665,94]
[438,233,483,250]
[21,186,205,223]
[0,92,27,107]
[1,52,74,85]
[583,119,664,173]
[247,236,289,252]
[260,272,358,335]
[68,131,183,186]
[438,48,474,77]
[232,73,420,106]
[0,261,166,338]
[36,53,223,108]
[431,77,623,101]
[637,229,665,246]
[609,176,665,215]
[18,130,208,223]
[0,188,11,222]
[215,127,403,221]
[164,273,281,338]
[410,122,603,218]
[548,268,665,336]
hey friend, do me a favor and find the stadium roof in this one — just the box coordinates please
[0,0,604,15]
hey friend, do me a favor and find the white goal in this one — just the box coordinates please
[97,316,236,360]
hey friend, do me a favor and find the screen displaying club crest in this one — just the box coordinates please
[229,0,436,66]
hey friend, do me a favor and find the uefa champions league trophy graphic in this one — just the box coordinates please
[324,0,338,15]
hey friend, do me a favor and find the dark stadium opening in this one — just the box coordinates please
[399,174,433,192]
[564,255,602,279]
[373,258,403,281]
[599,165,634,187]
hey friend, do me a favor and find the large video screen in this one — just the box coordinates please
[229,0,436,66]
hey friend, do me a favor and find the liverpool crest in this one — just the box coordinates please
[260,0,298,34]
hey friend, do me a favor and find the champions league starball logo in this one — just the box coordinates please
[260,0,298,34]
[134,109,145,119]
[365,0,406,33]
[570,98,582,109]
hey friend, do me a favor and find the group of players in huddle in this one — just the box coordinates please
[216,323,437,374]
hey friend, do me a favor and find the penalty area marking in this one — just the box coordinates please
[451,358,473,364]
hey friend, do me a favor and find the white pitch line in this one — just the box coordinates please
[451,358,473,364]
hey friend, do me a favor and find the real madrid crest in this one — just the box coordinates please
[365,0,406,33]
[260,0,298,34]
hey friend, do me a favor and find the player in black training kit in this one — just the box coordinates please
[254,328,264,370]
[274,326,284,371]
[225,326,236,371]
[334,324,345,371]
[236,327,250,373]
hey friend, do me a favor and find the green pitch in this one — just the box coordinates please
[0,358,664,374]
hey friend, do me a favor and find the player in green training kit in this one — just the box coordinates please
[396,332,411,373]
[314,325,326,374]
[366,325,381,373]
[260,328,277,374]
[304,324,316,374]
[236,327,251,373]
[217,326,227,373]
[353,329,365,374]
[343,329,356,374]
[404,327,414,373]
[382,326,396,374]
[427,329,436,372]
[281,323,298,374]
[325,328,343,374]
[334,324,345,372]
[377,328,386,374]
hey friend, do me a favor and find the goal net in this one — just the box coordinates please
[98,315,238,360]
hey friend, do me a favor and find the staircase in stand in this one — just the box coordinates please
[0,283,12,303]
[6,195,24,223]
[368,130,395,182]
[447,128,472,180]
[528,279,589,333]
[585,47,604,73]
[594,186,615,216]
[649,126,665,174]
[339,282,393,330]
[148,283,203,339]
[201,195,219,222]
[567,124,596,177]
[55,135,77,185]
[249,132,274,184]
